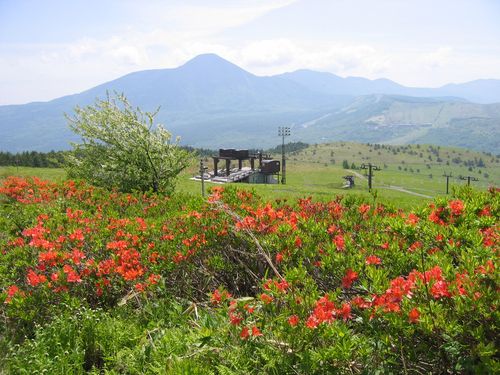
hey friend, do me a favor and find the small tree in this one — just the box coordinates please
[65,94,192,193]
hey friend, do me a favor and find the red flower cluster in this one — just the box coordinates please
[448,199,464,216]
[342,268,358,288]
[306,295,353,329]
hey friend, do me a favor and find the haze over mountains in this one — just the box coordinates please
[1,54,499,153]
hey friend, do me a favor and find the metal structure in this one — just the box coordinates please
[443,172,453,194]
[459,175,479,186]
[192,148,280,185]
[199,159,208,196]
[360,163,380,191]
[212,149,257,178]
[278,126,290,184]
[342,175,355,189]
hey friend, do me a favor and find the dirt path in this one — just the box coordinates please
[380,185,433,198]
[347,169,366,180]
[347,169,433,199]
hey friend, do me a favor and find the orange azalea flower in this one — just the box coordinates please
[251,326,263,337]
[288,315,300,326]
[408,308,420,323]
[27,269,46,286]
[260,293,273,304]
[405,213,420,226]
[342,268,358,289]
[230,312,243,326]
[366,255,381,265]
[358,204,370,215]
[5,285,21,303]
[431,280,451,299]
[333,234,345,251]
[448,199,464,216]
[294,236,302,248]
[240,327,249,339]
[338,303,352,321]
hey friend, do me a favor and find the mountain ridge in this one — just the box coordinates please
[5,54,500,107]
[0,53,499,153]
[277,69,500,104]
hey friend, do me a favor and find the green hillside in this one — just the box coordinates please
[2,142,498,209]
[176,142,499,209]
[1,55,499,153]
[0,164,498,374]
[293,95,500,152]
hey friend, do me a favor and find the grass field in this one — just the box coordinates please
[179,142,499,209]
[178,162,429,209]
[1,144,498,373]
[0,165,66,181]
[2,142,498,209]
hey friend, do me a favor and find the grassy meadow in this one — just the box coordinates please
[2,142,498,210]
[1,162,498,374]
[0,165,66,181]
[179,142,499,209]
[0,142,498,373]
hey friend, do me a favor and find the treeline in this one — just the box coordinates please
[0,143,310,168]
[0,147,218,168]
[0,151,68,168]
[181,146,217,157]
[267,141,309,154]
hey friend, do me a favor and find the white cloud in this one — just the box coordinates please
[0,0,299,104]
[68,38,99,60]
[172,1,297,35]
[238,39,299,67]
[420,46,453,69]
[108,45,149,66]
[1,0,499,104]
[228,39,390,78]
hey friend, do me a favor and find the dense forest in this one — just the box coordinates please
[0,150,67,168]
[0,143,310,168]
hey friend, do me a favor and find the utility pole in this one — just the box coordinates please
[199,159,207,197]
[360,163,380,191]
[459,175,479,187]
[278,126,290,184]
[443,173,453,194]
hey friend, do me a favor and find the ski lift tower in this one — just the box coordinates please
[278,126,290,184]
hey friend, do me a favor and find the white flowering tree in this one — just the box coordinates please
[65,94,192,193]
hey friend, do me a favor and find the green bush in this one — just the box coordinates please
[0,177,498,373]
[65,93,192,193]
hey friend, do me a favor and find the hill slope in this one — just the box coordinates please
[291,95,500,153]
[278,70,500,104]
[0,54,499,153]
[0,54,348,151]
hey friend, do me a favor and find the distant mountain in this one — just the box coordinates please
[0,54,349,151]
[434,79,500,104]
[278,70,500,104]
[76,54,339,112]
[291,94,500,153]
[277,70,408,97]
[0,53,499,153]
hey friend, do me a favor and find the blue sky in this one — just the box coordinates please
[1,0,499,104]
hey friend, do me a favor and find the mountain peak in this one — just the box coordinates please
[179,53,248,75]
[184,53,227,63]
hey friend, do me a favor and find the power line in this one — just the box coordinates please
[360,163,380,191]
[459,175,479,186]
[443,173,453,194]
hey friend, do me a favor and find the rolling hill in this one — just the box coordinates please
[291,94,500,153]
[0,54,499,153]
[278,70,500,104]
